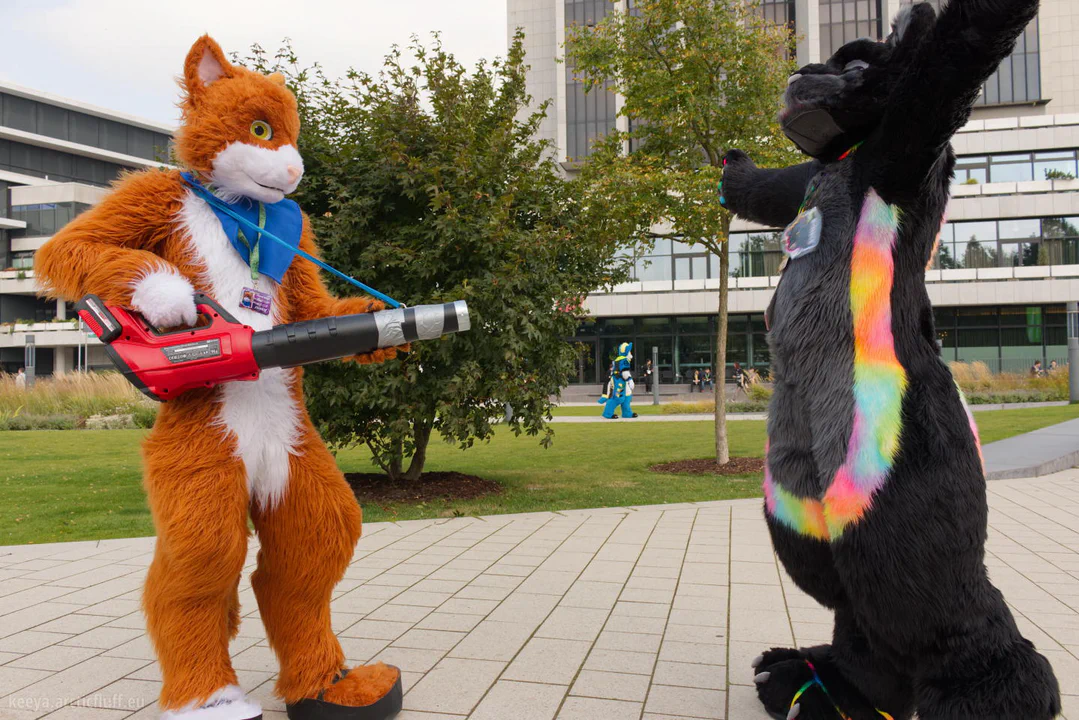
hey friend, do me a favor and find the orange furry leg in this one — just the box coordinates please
[250,419,363,704]
[142,402,251,710]
[227,581,242,640]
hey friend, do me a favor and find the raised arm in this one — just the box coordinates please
[720,150,823,228]
[875,0,1039,180]
[35,169,196,328]
[279,216,406,364]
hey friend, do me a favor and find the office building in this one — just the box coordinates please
[0,81,173,374]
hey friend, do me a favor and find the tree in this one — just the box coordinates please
[247,34,632,481]
[566,0,798,464]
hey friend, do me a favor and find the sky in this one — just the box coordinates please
[1,0,509,128]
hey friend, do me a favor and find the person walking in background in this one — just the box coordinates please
[733,362,747,394]
[645,359,654,392]
[14,367,26,391]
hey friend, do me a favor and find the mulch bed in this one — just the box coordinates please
[345,471,503,504]
[649,456,765,477]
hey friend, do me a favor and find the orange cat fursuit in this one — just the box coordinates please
[35,36,404,720]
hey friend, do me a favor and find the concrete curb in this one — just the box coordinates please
[984,417,1079,481]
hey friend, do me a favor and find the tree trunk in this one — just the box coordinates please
[402,420,433,482]
[715,214,731,465]
[388,438,404,481]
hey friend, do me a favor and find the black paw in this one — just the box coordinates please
[719,149,755,213]
[753,648,880,720]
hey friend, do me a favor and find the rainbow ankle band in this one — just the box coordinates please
[765,190,907,541]
[789,660,894,720]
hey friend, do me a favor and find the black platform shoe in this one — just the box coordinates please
[286,668,403,720]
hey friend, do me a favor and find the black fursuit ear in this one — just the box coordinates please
[887,3,936,50]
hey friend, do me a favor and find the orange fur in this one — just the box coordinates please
[321,664,401,706]
[34,34,403,714]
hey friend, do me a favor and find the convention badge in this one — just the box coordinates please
[240,287,272,315]
[783,206,823,259]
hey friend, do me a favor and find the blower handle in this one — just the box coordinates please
[251,301,470,370]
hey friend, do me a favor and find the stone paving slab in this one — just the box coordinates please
[2,470,1079,719]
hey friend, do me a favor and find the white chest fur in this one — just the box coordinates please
[177,190,301,510]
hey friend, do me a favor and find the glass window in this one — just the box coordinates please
[128,127,154,160]
[650,237,672,255]
[101,120,129,154]
[599,318,635,336]
[957,306,998,328]
[2,94,36,132]
[678,334,713,376]
[638,255,672,282]
[691,256,708,279]
[565,0,617,161]
[989,154,1034,183]
[978,15,1040,105]
[820,0,882,58]
[752,334,771,368]
[677,316,711,334]
[1042,217,1079,238]
[1034,151,1077,181]
[639,316,673,335]
[71,113,100,146]
[998,218,1040,239]
[956,327,1000,365]
[674,256,692,280]
[37,104,68,140]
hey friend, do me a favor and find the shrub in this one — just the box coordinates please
[0,371,152,422]
[662,400,769,414]
[132,405,159,429]
[746,383,773,403]
[0,413,78,431]
[950,361,1068,402]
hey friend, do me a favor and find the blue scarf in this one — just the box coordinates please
[181,172,302,283]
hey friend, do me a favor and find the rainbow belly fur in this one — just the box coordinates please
[765,189,908,540]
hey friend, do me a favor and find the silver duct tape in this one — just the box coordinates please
[454,301,471,332]
[373,302,470,349]
[412,304,447,341]
[374,309,407,349]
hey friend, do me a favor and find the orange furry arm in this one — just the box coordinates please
[280,216,407,365]
[35,170,187,306]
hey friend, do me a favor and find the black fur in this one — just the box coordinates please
[721,0,1061,718]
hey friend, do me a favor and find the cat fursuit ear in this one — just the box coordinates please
[182,35,234,105]
[886,3,936,51]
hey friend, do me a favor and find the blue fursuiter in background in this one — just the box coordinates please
[599,342,638,419]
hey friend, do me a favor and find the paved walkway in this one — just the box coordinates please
[985,418,1079,480]
[2,472,1079,719]
[551,413,767,423]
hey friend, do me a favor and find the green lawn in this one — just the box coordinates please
[1,404,1076,546]
[551,404,666,416]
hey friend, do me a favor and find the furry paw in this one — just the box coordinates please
[348,344,409,365]
[753,648,880,720]
[131,266,198,328]
[321,663,400,706]
[719,149,756,214]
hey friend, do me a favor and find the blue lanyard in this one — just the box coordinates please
[183,176,402,309]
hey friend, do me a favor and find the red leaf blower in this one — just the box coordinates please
[74,293,470,402]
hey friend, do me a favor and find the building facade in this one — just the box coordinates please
[508,0,1079,384]
[0,80,173,375]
